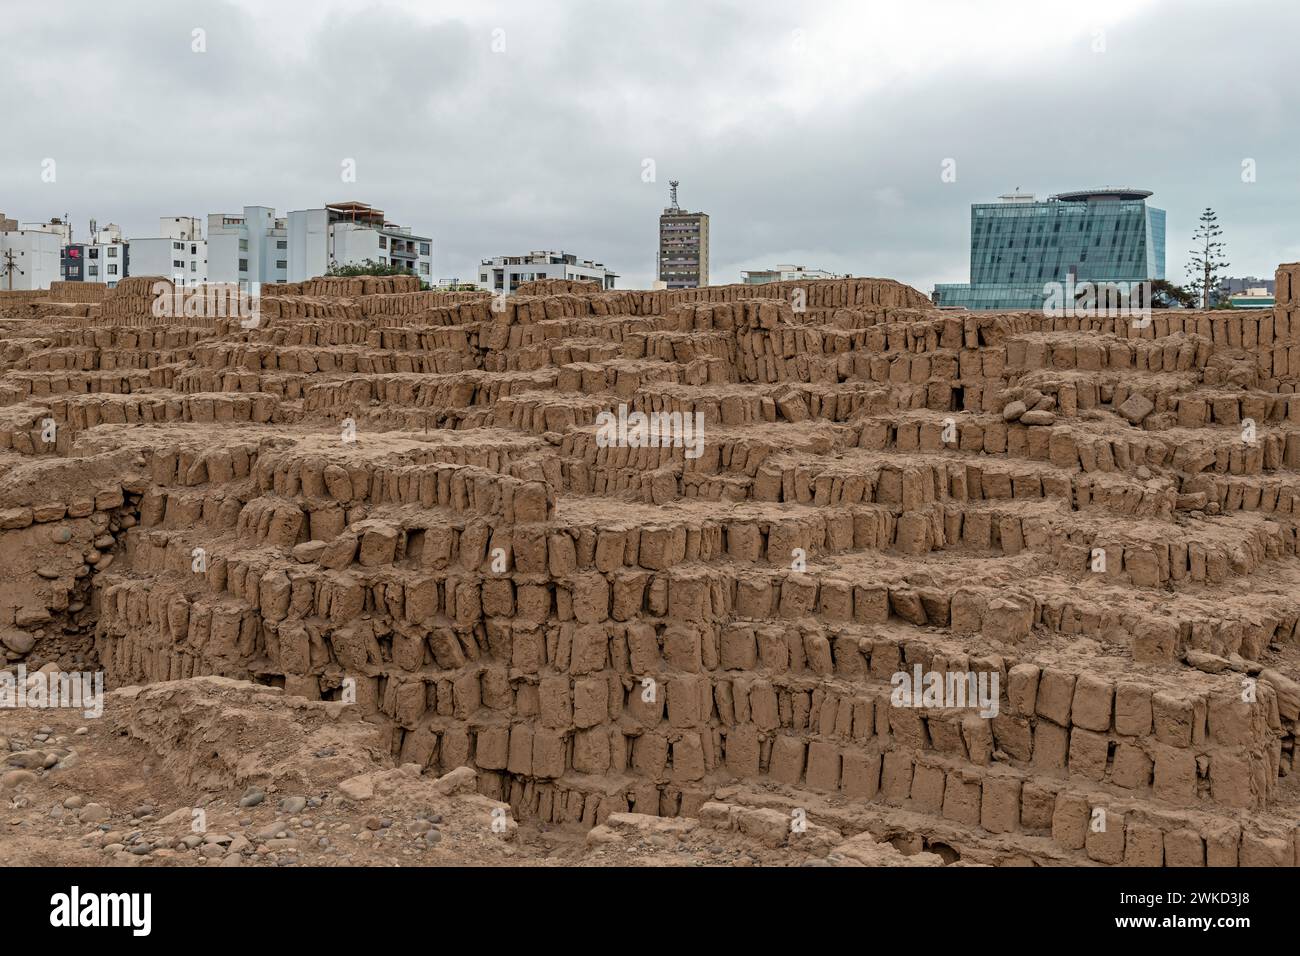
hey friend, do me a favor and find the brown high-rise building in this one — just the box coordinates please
[657,181,709,289]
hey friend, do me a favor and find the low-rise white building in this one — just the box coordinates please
[129,216,208,286]
[741,264,848,284]
[80,222,129,288]
[478,251,617,292]
[208,206,288,289]
[286,202,431,283]
[0,228,63,290]
[23,218,73,245]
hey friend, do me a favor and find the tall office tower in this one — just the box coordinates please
[658,180,709,289]
[933,187,1165,310]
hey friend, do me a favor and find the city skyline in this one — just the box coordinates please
[3,0,1298,291]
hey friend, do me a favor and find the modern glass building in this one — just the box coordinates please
[933,188,1166,310]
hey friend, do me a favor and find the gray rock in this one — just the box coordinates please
[78,803,110,823]
[278,796,307,815]
[0,631,35,655]
[1184,649,1229,674]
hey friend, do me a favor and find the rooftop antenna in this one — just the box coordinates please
[669,180,680,211]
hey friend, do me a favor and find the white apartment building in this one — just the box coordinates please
[0,227,63,290]
[22,217,73,245]
[741,264,848,284]
[286,202,431,282]
[129,216,208,286]
[478,251,617,292]
[81,222,129,288]
[207,206,288,289]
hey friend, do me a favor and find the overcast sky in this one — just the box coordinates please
[3,0,1297,291]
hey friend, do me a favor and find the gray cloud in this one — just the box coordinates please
[2,0,1296,290]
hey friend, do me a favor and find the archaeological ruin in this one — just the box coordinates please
[4,265,1300,867]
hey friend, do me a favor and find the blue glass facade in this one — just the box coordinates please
[934,189,1166,310]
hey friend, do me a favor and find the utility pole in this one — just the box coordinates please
[1,249,24,291]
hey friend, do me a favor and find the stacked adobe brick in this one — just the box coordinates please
[1,272,1299,864]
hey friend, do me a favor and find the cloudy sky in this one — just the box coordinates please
[3,0,1297,291]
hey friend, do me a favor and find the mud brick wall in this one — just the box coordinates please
[5,272,1300,866]
[516,279,603,296]
[47,281,110,303]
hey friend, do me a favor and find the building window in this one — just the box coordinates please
[108,264,118,275]
[173,242,184,250]
[277,240,287,249]
[89,265,98,277]
[239,259,248,272]
[276,260,286,269]
[173,260,184,268]
[420,242,430,256]
[239,239,248,251]
[379,236,388,249]
[89,248,98,259]
[108,247,118,257]
[419,263,429,274]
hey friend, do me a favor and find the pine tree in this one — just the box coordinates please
[1186,208,1229,309]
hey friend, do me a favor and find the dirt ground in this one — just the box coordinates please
[0,677,934,868]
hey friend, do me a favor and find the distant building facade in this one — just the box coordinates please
[478,251,617,292]
[286,202,431,283]
[1,228,62,290]
[129,216,208,286]
[1227,289,1275,309]
[658,183,709,289]
[933,187,1166,310]
[1217,276,1275,306]
[49,221,128,288]
[207,206,287,288]
[22,217,72,245]
[742,264,847,284]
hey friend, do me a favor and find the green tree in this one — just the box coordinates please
[326,258,430,290]
[1150,279,1195,309]
[1185,208,1229,309]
